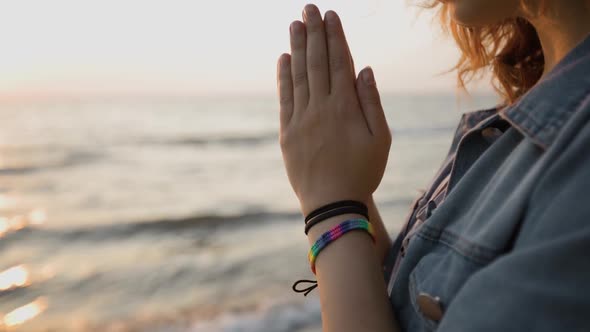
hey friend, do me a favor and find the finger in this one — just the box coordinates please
[356,67,390,138]
[277,53,294,131]
[303,4,330,98]
[349,51,356,80]
[350,51,357,91]
[347,38,356,81]
[290,20,309,110]
[324,10,355,94]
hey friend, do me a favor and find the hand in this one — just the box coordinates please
[276,4,392,216]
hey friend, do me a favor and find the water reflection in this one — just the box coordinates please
[0,194,17,209]
[0,265,30,291]
[3,297,48,327]
[0,217,8,235]
[0,208,46,237]
[0,205,50,329]
[28,208,47,225]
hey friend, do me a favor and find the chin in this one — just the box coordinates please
[451,5,484,27]
[449,3,487,27]
[447,0,520,27]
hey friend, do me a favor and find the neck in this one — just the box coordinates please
[524,1,590,78]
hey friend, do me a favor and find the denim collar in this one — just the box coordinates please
[497,33,590,150]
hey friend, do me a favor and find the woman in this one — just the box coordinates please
[276,0,590,331]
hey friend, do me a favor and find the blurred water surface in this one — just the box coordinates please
[0,94,498,331]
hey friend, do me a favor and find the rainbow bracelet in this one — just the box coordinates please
[308,218,376,274]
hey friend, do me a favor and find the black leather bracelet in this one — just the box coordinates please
[304,200,368,223]
[304,205,369,235]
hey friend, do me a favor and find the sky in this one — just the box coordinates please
[0,0,494,99]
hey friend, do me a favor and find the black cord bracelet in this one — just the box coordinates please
[304,205,369,235]
[304,200,367,223]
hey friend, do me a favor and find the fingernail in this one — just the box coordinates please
[363,67,375,85]
[325,10,338,25]
[304,4,318,21]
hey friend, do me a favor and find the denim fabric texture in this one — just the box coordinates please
[382,33,590,331]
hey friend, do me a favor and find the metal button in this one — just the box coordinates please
[481,127,503,143]
[417,292,444,322]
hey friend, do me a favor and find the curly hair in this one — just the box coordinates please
[422,1,545,104]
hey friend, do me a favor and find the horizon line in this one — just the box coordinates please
[0,90,498,104]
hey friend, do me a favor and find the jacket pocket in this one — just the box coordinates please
[407,237,495,332]
[408,252,446,332]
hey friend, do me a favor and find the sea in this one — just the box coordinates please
[0,93,498,331]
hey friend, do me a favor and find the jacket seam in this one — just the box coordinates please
[416,225,502,265]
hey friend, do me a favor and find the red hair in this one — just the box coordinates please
[423,1,544,104]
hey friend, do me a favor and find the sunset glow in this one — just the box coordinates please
[0,265,30,291]
[0,0,480,100]
[2,297,48,327]
[0,207,46,237]
[28,208,47,225]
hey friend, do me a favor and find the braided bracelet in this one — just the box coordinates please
[308,218,376,274]
[292,218,376,296]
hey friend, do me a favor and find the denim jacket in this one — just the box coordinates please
[382,33,590,331]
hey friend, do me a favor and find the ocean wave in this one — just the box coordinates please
[0,209,302,247]
[0,127,453,163]
[0,149,103,176]
[0,166,41,175]
[135,126,453,148]
[83,296,322,332]
[0,197,413,246]
[38,296,322,332]
[137,132,278,148]
[186,297,322,332]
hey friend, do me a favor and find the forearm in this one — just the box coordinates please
[367,195,393,266]
[307,213,400,332]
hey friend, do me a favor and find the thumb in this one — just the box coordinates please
[356,66,390,140]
